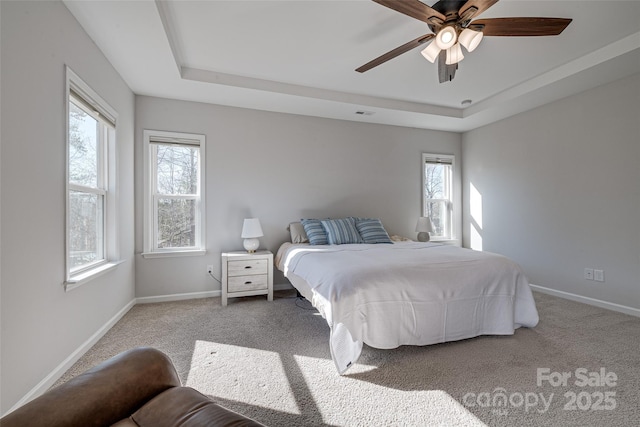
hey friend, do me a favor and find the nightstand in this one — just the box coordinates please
[221,250,273,306]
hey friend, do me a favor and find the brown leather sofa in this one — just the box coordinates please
[1,347,265,427]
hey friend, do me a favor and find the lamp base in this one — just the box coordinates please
[417,232,431,242]
[243,238,260,253]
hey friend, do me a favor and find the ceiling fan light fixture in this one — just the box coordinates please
[421,41,441,63]
[356,0,572,84]
[459,28,483,52]
[445,43,464,65]
[435,26,457,50]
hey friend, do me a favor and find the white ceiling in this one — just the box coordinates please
[63,0,640,132]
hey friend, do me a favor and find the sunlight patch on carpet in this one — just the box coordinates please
[185,340,300,415]
[294,354,487,426]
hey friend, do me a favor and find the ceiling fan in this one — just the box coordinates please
[356,0,572,83]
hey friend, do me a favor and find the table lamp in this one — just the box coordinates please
[241,218,263,253]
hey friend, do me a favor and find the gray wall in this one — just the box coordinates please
[462,73,640,310]
[135,96,462,297]
[0,1,135,413]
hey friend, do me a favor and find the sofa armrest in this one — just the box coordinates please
[131,387,266,427]
[1,347,181,427]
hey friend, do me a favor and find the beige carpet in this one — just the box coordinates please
[54,290,639,426]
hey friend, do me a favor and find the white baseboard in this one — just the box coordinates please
[530,284,640,318]
[136,284,294,304]
[6,298,136,416]
[136,290,219,304]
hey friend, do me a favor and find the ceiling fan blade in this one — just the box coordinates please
[458,0,499,21]
[437,50,457,83]
[372,0,446,25]
[356,34,435,73]
[470,17,572,36]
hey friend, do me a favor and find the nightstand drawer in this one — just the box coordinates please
[228,274,268,292]
[227,259,268,276]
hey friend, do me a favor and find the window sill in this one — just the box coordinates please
[65,260,124,292]
[141,249,206,259]
[430,239,460,246]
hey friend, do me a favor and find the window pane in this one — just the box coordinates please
[156,145,199,195]
[424,164,447,199]
[69,101,99,188]
[426,201,448,238]
[69,191,104,269]
[157,198,196,248]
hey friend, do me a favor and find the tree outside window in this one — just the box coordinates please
[423,154,454,240]
[154,144,199,249]
[143,130,206,256]
[68,95,107,272]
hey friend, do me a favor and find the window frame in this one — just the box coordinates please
[65,66,119,290]
[142,130,206,258]
[422,153,455,241]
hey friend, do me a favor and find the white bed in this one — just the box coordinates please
[276,241,539,374]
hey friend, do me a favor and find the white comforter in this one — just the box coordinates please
[276,242,539,374]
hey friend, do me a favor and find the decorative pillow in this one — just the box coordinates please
[321,218,363,245]
[354,218,393,244]
[287,222,309,244]
[301,219,328,245]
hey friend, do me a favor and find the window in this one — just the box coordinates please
[66,67,118,288]
[422,153,454,240]
[143,130,206,257]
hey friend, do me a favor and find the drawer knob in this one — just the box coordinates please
[244,266,252,269]
[244,281,252,285]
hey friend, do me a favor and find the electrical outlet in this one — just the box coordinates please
[594,269,604,282]
[584,268,594,280]
[207,265,214,274]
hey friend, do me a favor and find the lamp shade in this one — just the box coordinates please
[241,218,263,238]
[446,43,464,65]
[415,217,434,233]
[435,26,457,50]
[459,28,483,52]
[421,41,441,63]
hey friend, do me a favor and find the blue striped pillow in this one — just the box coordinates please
[321,218,363,245]
[354,218,393,244]
[301,218,328,245]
